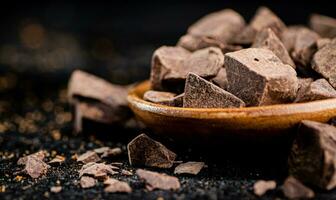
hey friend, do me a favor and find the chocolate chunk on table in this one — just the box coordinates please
[211,68,228,90]
[310,14,336,38]
[234,7,286,45]
[253,180,276,197]
[282,176,315,199]
[17,151,50,179]
[252,28,295,68]
[127,133,176,168]
[136,169,180,191]
[288,120,336,190]
[104,178,132,193]
[312,38,336,88]
[225,48,298,106]
[183,73,245,108]
[174,162,205,175]
[143,90,182,107]
[76,150,101,164]
[294,79,336,103]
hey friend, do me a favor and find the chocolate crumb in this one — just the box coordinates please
[253,180,276,197]
[80,176,96,189]
[174,162,205,175]
[50,186,62,193]
[48,155,66,164]
[79,162,118,178]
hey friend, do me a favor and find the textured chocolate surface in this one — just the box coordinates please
[294,79,336,103]
[310,14,336,38]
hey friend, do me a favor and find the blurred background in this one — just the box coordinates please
[0,0,335,85]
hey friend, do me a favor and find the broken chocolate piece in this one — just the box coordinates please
[174,162,205,175]
[312,39,336,88]
[177,34,242,53]
[121,169,133,176]
[79,162,118,178]
[76,151,101,164]
[225,48,298,106]
[310,14,336,38]
[50,186,62,193]
[282,176,315,199]
[93,147,110,154]
[143,90,180,107]
[183,73,245,108]
[234,7,286,45]
[288,120,336,190]
[291,28,320,66]
[187,9,245,44]
[101,147,122,158]
[317,38,331,50]
[294,79,336,103]
[253,180,276,197]
[136,169,180,191]
[80,176,96,188]
[252,28,295,68]
[17,150,46,165]
[17,151,50,179]
[104,178,132,193]
[127,133,176,168]
[280,25,306,53]
[211,68,228,90]
[48,155,65,164]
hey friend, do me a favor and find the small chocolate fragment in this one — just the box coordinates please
[104,178,132,193]
[80,176,96,188]
[252,28,295,68]
[317,38,331,50]
[143,90,180,107]
[187,9,245,44]
[76,151,101,164]
[174,162,205,175]
[101,147,122,158]
[50,186,62,193]
[289,120,336,190]
[282,176,315,199]
[48,155,65,164]
[234,7,286,45]
[291,28,320,66]
[310,14,336,38]
[294,79,336,103]
[121,169,133,176]
[253,180,276,197]
[312,39,336,88]
[127,133,176,168]
[177,35,242,53]
[183,73,245,108]
[136,169,180,191]
[93,147,110,154]
[225,48,298,106]
[211,68,228,90]
[79,162,118,178]
[17,151,50,179]
[17,151,46,165]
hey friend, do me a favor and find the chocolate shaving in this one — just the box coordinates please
[253,180,276,197]
[136,169,180,191]
[79,162,118,178]
[310,14,336,38]
[104,178,132,193]
[127,133,176,168]
[282,176,315,199]
[174,162,205,175]
[76,151,101,164]
[80,176,96,188]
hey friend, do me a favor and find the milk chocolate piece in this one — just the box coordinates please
[252,28,295,68]
[312,39,336,88]
[17,150,46,165]
[143,90,183,107]
[174,162,205,175]
[282,176,315,199]
[80,176,96,188]
[211,68,228,90]
[136,169,180,191]
[76,151,101,164]
[17,152,50,179]
[234,7,286,45]
[183,73,245,108]
[104,178,132,193]
[127,133,176,168]
[225,48,298,106]
[291,28,320,66]
[253,180,276,197]
[310,14,336,38]
[294,79,336,103]
[79,162,118,178]
[177,34,242,53]
[317,38,331,50]
[187,9,245,44]
[289,120,336,190]
[100,147,122,158]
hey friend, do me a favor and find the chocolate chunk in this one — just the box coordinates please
[93,147,110,154]
[183,73,245,108]
[288,120,336,190]
[50,186,62,193]
[282,176,315,199]
[104,178,132,193]
[17,150,46,165]
[317,38,331,50]
[310,14,336,38]
[150,46,223,91]
[280,25,306,53]
[187,9,245,44]
[211,68,228,90]
[76,151,101,164]
[177,35,242,53]
[253,180,276,197]
[174,162,205,175]
[17,151,50,179]
[80,176,96,188]
[127,133,176,168]
[143,90,181,107]
[48,155,65,164]
[252,28,295,68]
[100,147,122,158]
[68,70,131,121]
[291,28,320,66]
[294,79,336,103]
[234,7,286,45]
[225,48,298,106]
[312,39,336,88]
[136,169,180,191]
[79,162,118,178]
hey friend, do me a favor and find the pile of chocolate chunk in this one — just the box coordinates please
[144,7,336,108]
